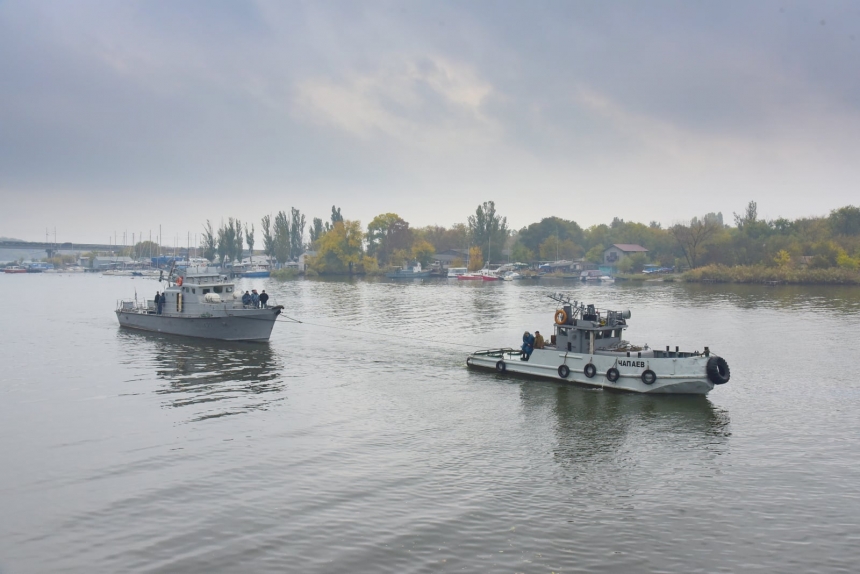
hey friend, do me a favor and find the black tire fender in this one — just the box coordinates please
[584,363,597,378]
[641,369,657,385]
[558,364,570,379]
[606,367,620,383]
[706,356,731,385]
[496,360,506,373]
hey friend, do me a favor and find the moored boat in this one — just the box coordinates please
[466,293,730,395]
[3,266,28,274]
[386,261,431,279]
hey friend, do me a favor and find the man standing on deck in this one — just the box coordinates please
[155,291,163,315]
[242,290,252,307]
[259,290,269,308]
[251,289,260,308]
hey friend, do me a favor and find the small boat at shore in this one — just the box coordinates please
[116,270,282,341]
[386,261,431,279]
[466,293,730,395]
[3,266,28,274]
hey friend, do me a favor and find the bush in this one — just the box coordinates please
[683,264,860,284]
[270,268,299,280]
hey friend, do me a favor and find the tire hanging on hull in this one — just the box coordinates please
[706,356,731,384]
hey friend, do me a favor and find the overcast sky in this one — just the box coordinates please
[2,1,859,244]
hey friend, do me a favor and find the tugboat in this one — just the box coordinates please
[466,293,730,394]
[115,269,282,341]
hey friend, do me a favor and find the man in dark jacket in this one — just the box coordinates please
[259,290,269,308]
[155,291,163,315]
[251,289,260,308]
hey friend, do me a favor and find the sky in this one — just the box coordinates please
[1,0,859,244]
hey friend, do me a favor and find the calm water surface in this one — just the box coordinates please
[2,274,860,573]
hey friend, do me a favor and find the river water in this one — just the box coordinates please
[1,274,859,573]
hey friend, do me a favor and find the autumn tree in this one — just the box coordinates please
[468,246,483,271]
[411,239,435,267]
[309,220,364,274]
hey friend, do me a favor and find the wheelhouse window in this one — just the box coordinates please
[203,289,210,294]
[214,286,223,293]
[226,286,233,293]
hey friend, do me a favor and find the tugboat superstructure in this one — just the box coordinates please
[466,293,730,394]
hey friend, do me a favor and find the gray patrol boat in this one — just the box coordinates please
[116,269,282,342]
[467,293,731,394]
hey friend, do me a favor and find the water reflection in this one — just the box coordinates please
[519,381,730,475]
[117,331,285,421]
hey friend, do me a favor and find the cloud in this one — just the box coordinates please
[293,56,498,148]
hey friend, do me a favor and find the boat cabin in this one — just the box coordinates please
[156,273,239,314]
[551,301,630,354]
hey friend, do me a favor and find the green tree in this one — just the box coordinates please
[585,244,604,264]
[618,253,647,273]
[324,205,344,233]
[468,201,508,264]
[245,223,255,259]
[273,211,291,264]
[234,218,243,262]
[202,221,217,263]
[261,215,276,265]
[538,235,581,260]
[309,217,324,247]
[367,213,413,264]
[829,205,860,236]
[511,242,534,263]
[131,240,160,259]
[290,208,306,258]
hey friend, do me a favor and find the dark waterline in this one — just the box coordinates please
[2,274,860,572]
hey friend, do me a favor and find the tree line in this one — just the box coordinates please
[192,201,860,275]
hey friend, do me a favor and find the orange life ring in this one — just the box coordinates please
[176,276,183,286]
[554,309,567,325]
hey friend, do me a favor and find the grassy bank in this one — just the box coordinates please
[683,264,860,285]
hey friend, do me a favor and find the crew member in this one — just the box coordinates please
[155,291,163,315]
[534,331,545,350]
[242,290,252,307]
[259,290,269,308]
[251,289,260,308]
[521,331,535,361]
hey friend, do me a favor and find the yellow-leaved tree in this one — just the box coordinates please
[468,246,483,271]
[308,220,364,274]
[411,239,435,267]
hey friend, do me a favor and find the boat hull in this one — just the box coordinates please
[467,347,716,395]
[116,308,280,342]
[386,271,431,279]
[242,271,271,278]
